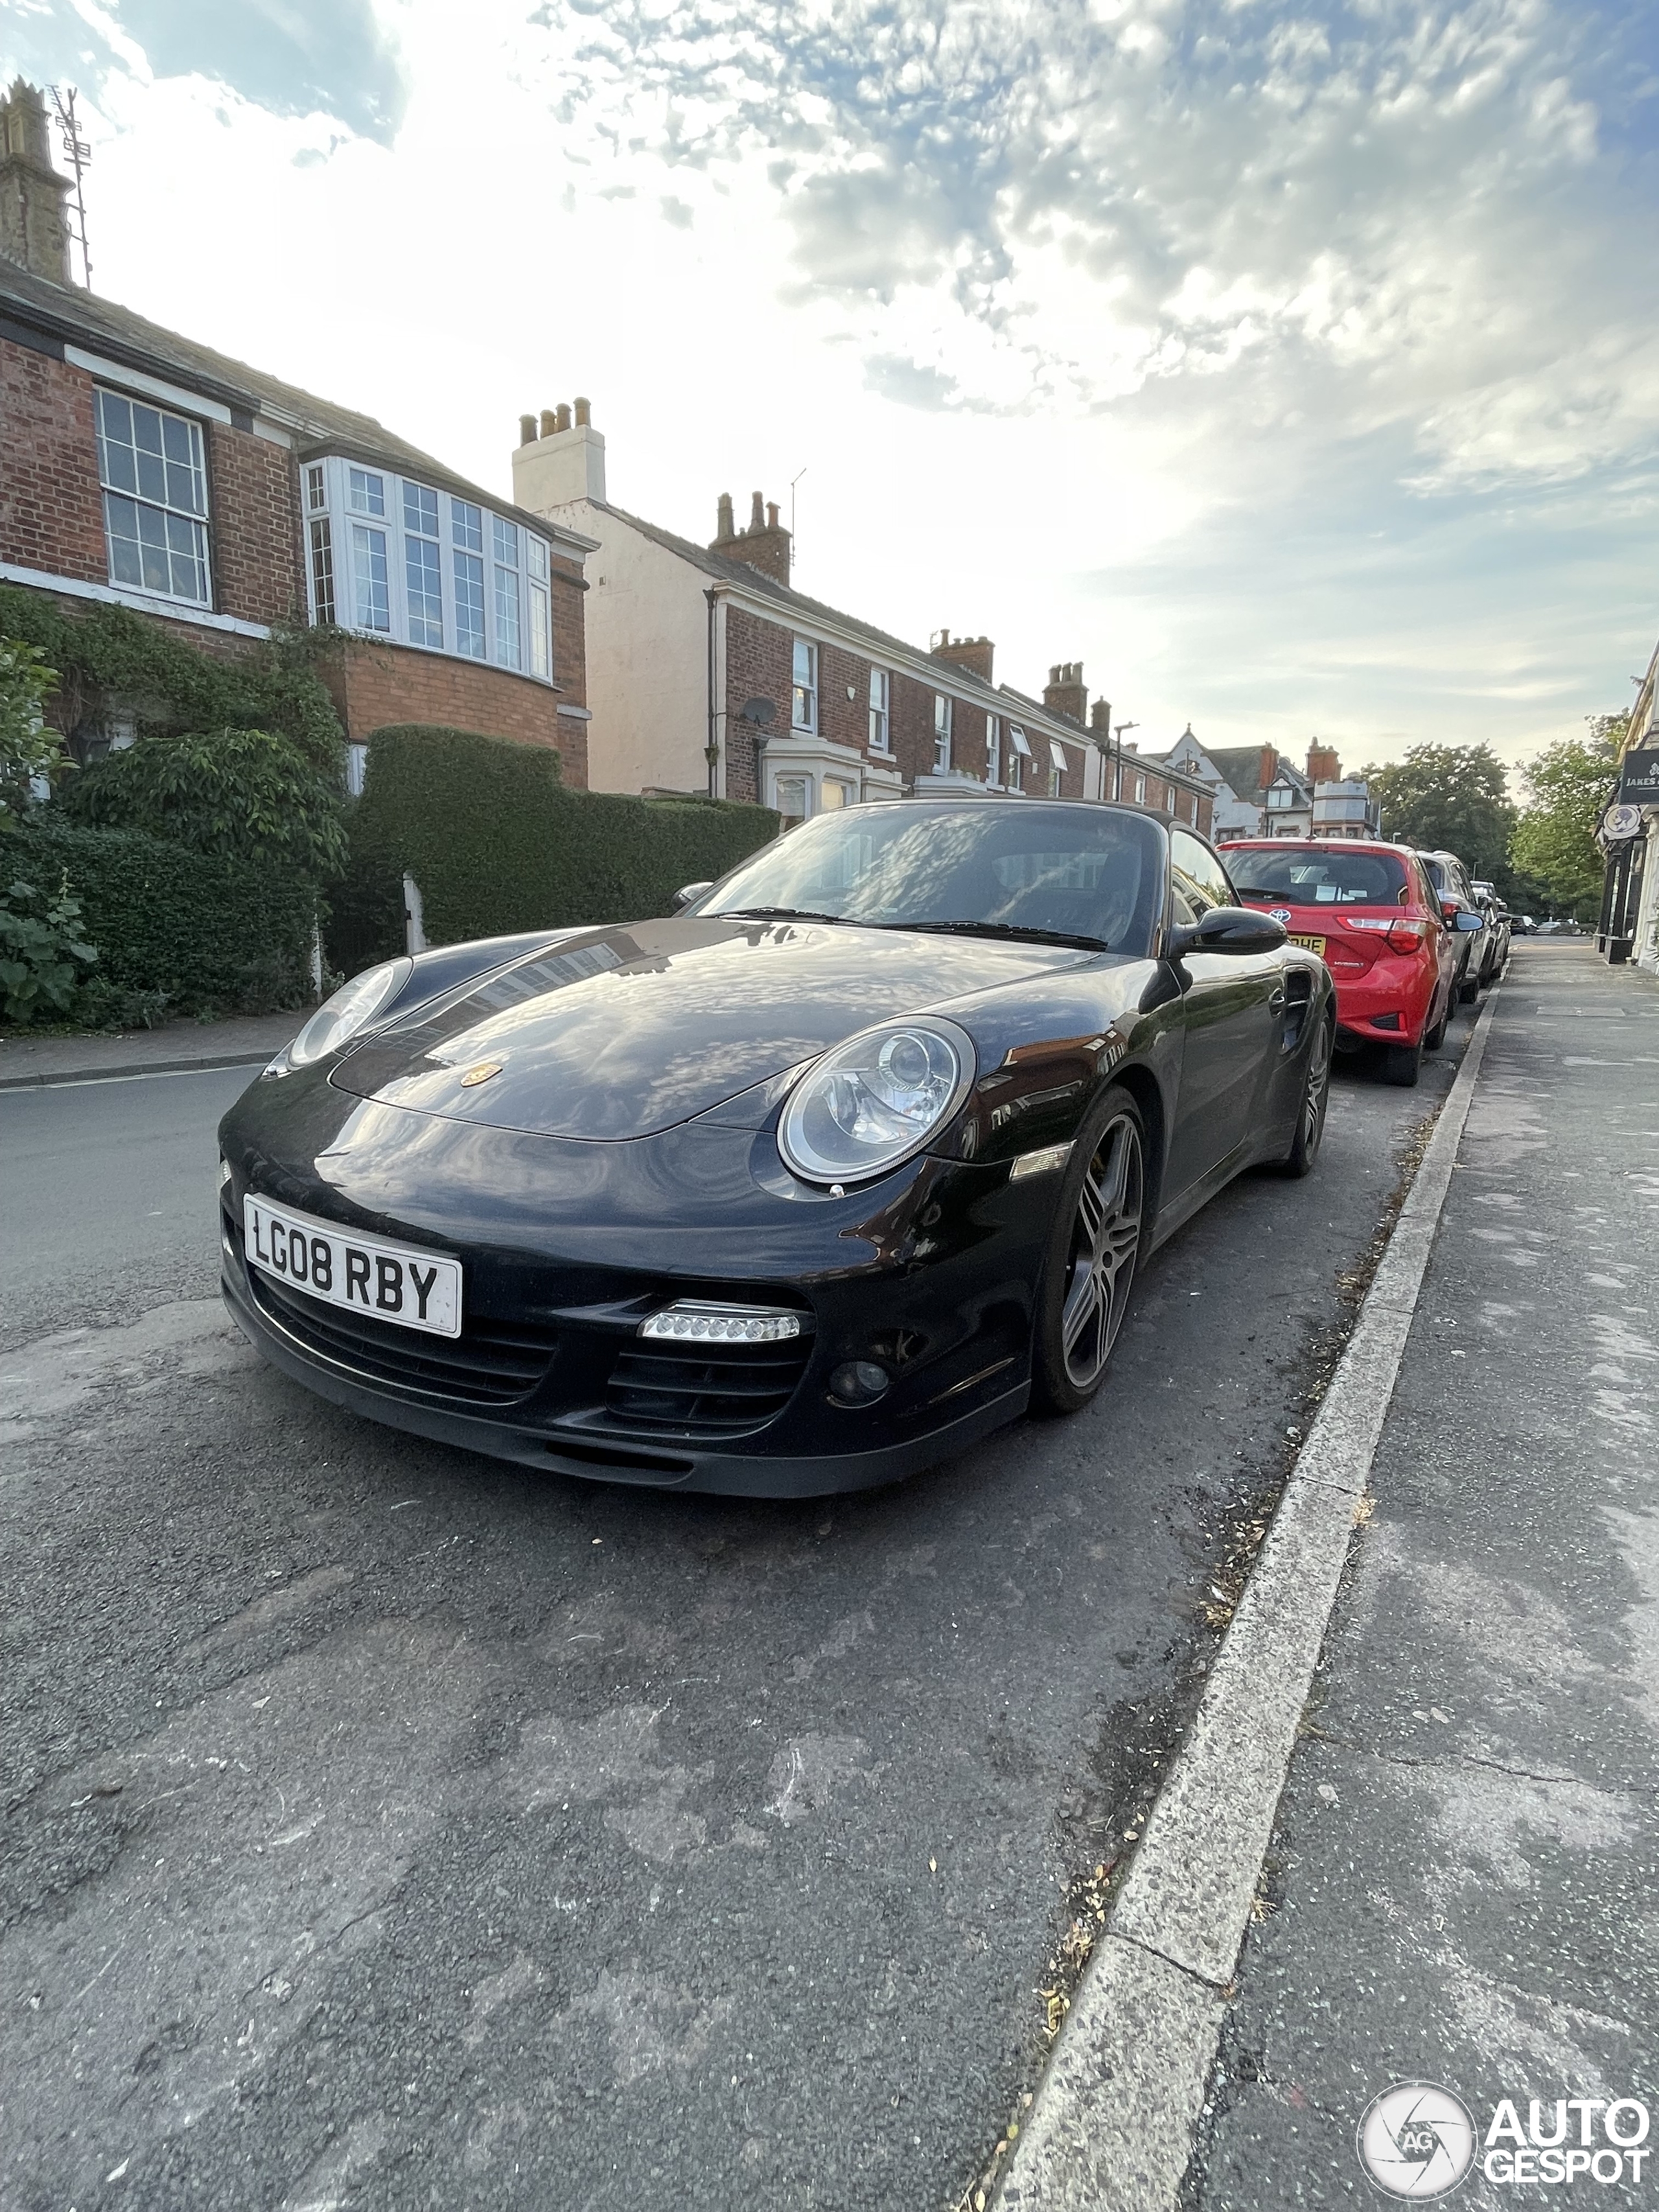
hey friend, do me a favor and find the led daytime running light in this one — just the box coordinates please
[640,1303,803,1344]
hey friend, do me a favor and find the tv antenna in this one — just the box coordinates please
[50,86,92,288]
[789,467,807,569]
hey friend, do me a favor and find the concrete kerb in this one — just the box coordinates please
[995,994,1502,2212]
[0,1053,275,1091]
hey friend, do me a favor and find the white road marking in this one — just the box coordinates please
[997,994,1501,2212]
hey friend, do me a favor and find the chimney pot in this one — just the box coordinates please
[540,408,557,439]
[717,492,735,540]
[766,500,780,530]
[556,402,572,433]
[519,414,538,447]
[574,397,591,428]
[748,491,765,533]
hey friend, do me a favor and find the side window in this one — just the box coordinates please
[1168,872,1200,927]
[1170,828,1235,914]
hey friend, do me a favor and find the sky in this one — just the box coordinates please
[5,0,1658,778]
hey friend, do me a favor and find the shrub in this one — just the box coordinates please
[334,725,780,962]
[12,819,318,1020]
[60,725,348,879]
[0,864,99,1025]
[1,637,63,830]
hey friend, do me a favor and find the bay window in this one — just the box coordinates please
[301,457,556,681]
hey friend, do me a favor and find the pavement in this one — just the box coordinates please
[0,1010,301,1089]
[0,983,1473,2210]
[1189,938,1659,2206]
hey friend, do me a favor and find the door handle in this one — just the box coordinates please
[1268,989,1287,1015]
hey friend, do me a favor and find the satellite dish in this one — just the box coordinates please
[739,697,776,727]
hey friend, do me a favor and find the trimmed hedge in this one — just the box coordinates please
[334,725,780,965]
[14,819,318,1016]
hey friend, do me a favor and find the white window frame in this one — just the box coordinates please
[868,667,890,753]
[792,638,819,733]
[774,772,812,824]
[986,715,1001,786]
[933,694,953,773]
[299,457,556,682]
[1134,774,1146,804]
[93,386,213,609]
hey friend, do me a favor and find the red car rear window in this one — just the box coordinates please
[1226,846,1409,907]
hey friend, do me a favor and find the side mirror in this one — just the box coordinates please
[1168,905,1288,960]
[672,881,713,913]
[1455,908,1485,933]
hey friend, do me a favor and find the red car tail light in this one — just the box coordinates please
[1386,922,1426,953]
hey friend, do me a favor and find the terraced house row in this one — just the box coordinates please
[2,73,1214,833]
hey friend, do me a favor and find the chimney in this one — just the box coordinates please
[1257,745,1279,798]
[1089,699,1113,741]
[933,633,996,686]
[710,485,792,586]
[1043,660,1087,726]
[1306,739,1340,786]
[0,80,72,284]
[511,398,607,511]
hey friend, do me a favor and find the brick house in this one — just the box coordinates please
[509,402,1213,833]
[1154,730,1380,841]
[0,80,596,786]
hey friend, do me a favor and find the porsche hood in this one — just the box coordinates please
[329,916,1092,1141]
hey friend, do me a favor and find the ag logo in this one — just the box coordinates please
[1358,2082,1476,2198]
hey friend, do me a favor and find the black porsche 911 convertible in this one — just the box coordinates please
[218,800,1334,1496]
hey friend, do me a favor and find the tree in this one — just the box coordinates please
[1366,743,1517,883]
[59,725,348,882]
[0,638,62,832]
[1509,716,1622,922]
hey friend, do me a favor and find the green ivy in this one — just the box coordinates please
[0,587,345,774]
[333,725,780,966]
[11,819,318,1020]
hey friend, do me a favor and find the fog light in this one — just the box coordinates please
[639,1301,802,1344]
[1371,1012,1402,1031]
[829,1360,890,1406]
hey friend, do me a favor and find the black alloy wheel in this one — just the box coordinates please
[1279,1012,1333,1177]
[1031,1088,1146,1415]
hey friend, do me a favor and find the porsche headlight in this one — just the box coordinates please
[778,1019,973,1185]
[287,957,413,1068]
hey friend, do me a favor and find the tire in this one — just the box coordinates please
[1457,973,1480,1005]
[1278,1012,1333,1177]
[1424,1001,1448,1053]
[1030,1088,1147,1416]
[1381,1035,1422,1087]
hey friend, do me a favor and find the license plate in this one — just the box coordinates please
[242,1195,462,1338]
[1288,935,1327,956]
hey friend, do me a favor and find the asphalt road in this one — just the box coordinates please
[0,1015,1474,2212]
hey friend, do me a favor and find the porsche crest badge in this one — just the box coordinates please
[459,1060,504,1088]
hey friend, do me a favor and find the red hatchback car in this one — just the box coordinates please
[1218,839,1463,1086]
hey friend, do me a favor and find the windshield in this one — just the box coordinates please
[699,802,1163,955]
[1227,845,1409,907]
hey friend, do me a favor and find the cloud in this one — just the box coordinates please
[12,0,407,143]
